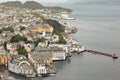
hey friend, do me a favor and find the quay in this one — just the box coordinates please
[78,49,118,59]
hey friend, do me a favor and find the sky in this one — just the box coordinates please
[0,0,99,3]
[0,0,119,4]
[0,0,68,3]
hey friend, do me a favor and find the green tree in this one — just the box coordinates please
[0,29,2,33]
[44,19,65,32]
[53,30,66,44]
[0,27,14,33]
[16,45,26,55]
[10,34,27,43]
[34,37,46,46]
[7,27,14,32]
[59,35,66,44]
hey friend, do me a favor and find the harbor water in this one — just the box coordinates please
[1,0,120,80]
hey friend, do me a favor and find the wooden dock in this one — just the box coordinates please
[78,50,118,59]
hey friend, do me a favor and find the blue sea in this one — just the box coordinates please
[1,0,120,80]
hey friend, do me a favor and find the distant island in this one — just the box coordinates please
[74,1,120,5]
[0,1,72,12]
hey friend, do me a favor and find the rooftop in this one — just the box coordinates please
[29,51,52,62]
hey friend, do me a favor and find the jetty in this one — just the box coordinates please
[78,49,118,59]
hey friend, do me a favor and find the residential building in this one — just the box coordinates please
[51,34,59,43]
[0,52,10,66]
[24,43,34,52]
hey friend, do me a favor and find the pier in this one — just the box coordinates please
[78,50,118,59]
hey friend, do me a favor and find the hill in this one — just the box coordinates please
[23,1,44,9]
[0,1,72,12]
[46,6,72,12]
[0,1,23,7]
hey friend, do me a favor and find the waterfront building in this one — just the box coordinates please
[70,44,84,52]
[8,55,36,77]
[36,47,68,61]
[28,51,56,76]
[49,44,71,54]
[8,52,56,77]
[51,47,67,61]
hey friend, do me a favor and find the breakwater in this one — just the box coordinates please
[78,49,118,59]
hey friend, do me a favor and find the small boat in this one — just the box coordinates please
[49,73,56,77]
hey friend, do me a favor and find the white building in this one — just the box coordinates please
[8,56,36,77]
[24,43,34,52]
[70,44,84,52]
[49,44,71,54]
[51,34,59,43]
[51,47,67,60]
[37,66,47,76]
[36,47,68,61]
[28,51,56,76]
